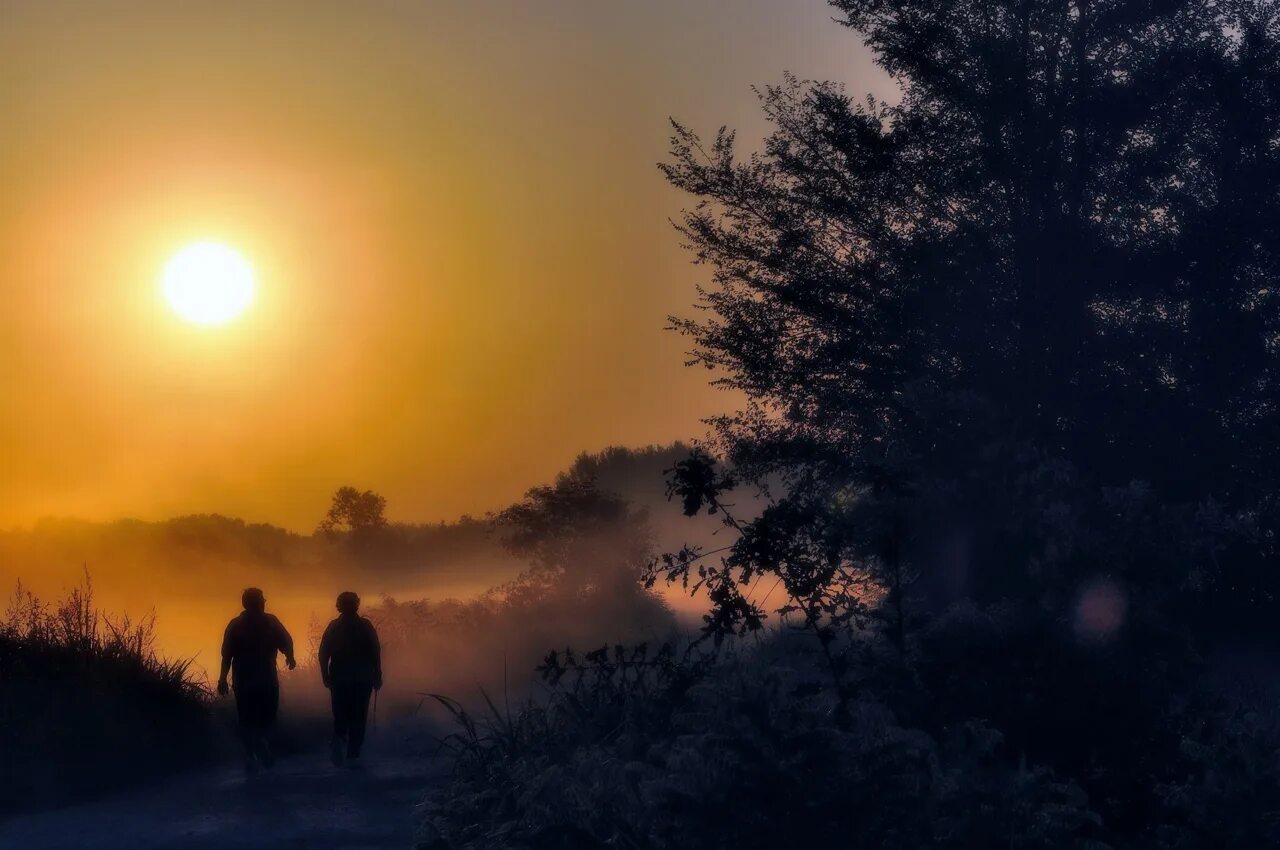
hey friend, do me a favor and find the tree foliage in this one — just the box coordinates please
[317,486,388,539]
[657,0,1280,651]
[497,469,658,609]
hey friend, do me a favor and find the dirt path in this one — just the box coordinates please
[0,753,447,850]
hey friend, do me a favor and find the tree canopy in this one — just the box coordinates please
[317,486,388,538]
[660,0,1280,648]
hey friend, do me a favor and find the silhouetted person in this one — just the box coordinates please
[217,587,296,774]
[318,591,382,768]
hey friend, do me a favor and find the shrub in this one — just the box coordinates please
[1145,696,1280,849]
[417,638,1105,850]
[0,577,213,810]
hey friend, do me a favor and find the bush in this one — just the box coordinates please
[0,578,213,810]
[1146,697,1280,849]
[417,637,1105,850]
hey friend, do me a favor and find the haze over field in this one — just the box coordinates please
[0,445,731,670]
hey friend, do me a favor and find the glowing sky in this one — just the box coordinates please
[0,1,890,529]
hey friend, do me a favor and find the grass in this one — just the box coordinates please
[0,575,214,810]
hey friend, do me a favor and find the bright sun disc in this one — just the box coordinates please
[162,242,255,326]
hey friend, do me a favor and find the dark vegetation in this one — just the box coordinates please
[419,2,1280,848]
[0,578,213,811]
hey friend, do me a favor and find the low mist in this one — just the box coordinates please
[0,445,742,703]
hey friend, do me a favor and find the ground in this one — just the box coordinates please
[0,753,446,850]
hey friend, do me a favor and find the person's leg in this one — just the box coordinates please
[255,686,279,768]
[330,685,350,766]
[234,689,260,773]
[263,685,279,730]
[332,686,350,738]
[346,685,373,759]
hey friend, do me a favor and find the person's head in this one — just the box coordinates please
[336,591,360,616]
[242,587,266,613]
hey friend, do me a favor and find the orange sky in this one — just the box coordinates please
[0,0,890,530]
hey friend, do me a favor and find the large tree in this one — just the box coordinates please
[317,486,388,540]
[659,0,1280,650]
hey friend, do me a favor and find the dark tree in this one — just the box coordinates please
[498,471,653,595]
[657,0,1280,663]
[317,486,388,539]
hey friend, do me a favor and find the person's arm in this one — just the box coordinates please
[217,621,234,695]
[369,619,383,691]
[274,616,297,670]
[318,622,334,689]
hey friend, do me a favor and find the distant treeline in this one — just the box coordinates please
[0,443,723,600]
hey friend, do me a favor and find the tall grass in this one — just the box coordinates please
[417,642,716,849]
[415,634,1123,850]
[422,642,710,766]
[0,575,213,810]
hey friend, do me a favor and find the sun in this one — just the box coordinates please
[161,242,256,326]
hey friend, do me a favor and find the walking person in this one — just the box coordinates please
[217,587,296,774]
[318,591,383,768]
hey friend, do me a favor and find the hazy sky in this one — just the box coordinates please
[0,1,891,530]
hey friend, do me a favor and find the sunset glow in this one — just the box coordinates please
[0,1,884,529]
